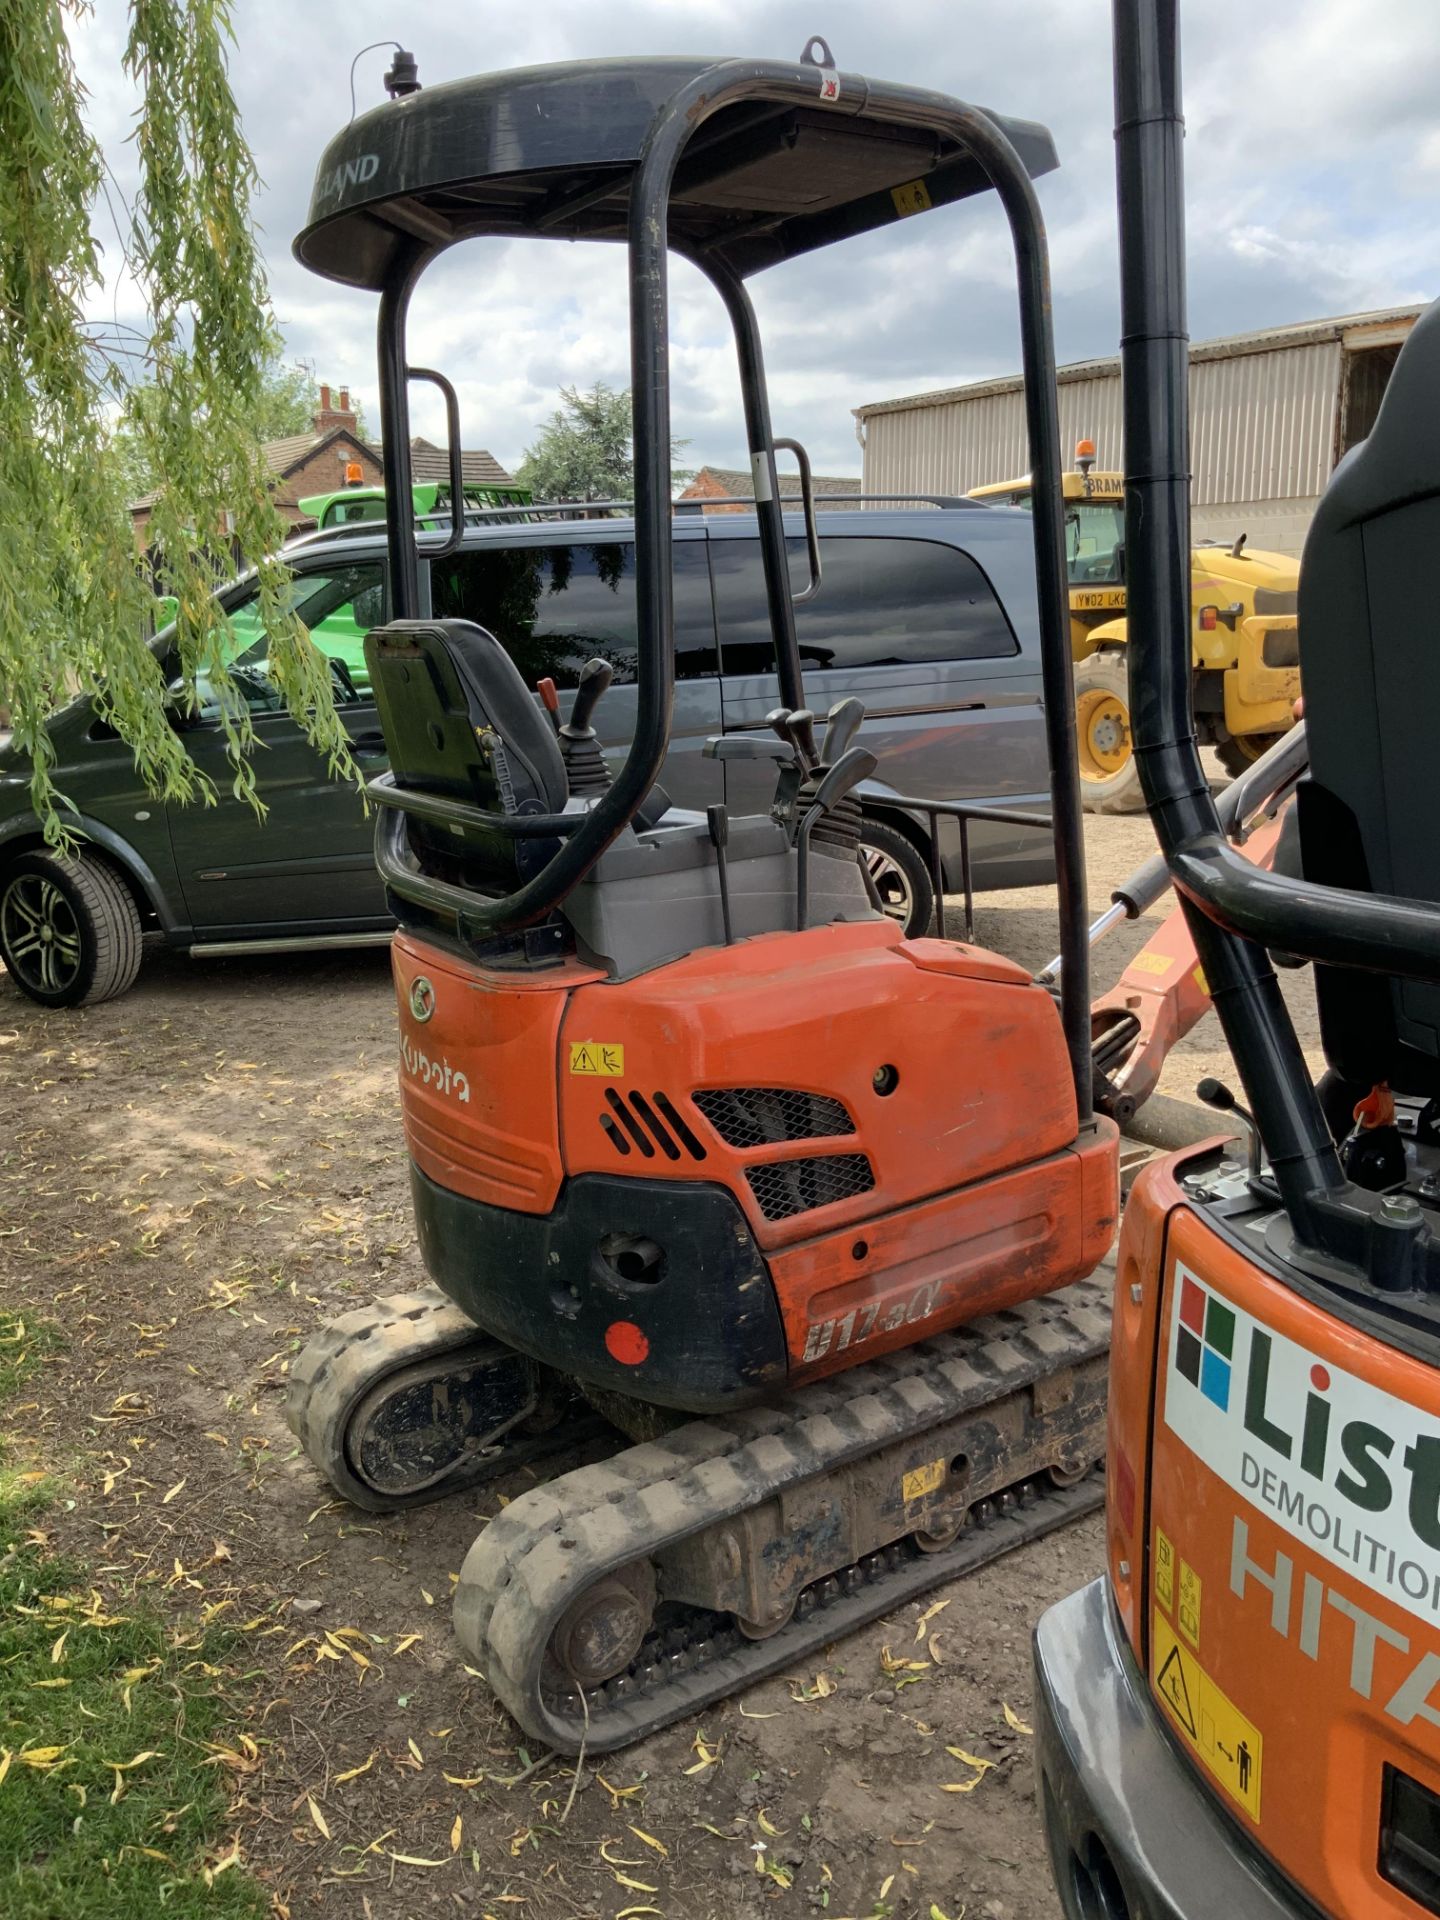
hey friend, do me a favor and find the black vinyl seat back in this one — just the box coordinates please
[1297,299,1440,1097]
[364,619,569,896]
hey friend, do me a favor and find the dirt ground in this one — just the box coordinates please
[0,801,1322,1920]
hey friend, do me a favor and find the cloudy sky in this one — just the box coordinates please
[73,0,1440,479]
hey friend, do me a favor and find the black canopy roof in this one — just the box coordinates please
[294,56,1059,290]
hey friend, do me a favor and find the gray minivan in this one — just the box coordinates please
[0,504,1053,1007]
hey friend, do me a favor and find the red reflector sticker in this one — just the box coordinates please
[605,1321,650,1366]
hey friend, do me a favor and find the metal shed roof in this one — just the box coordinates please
[853,303,1426,420]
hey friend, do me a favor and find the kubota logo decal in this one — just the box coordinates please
[1165,1266,1440,1625]
[400,1035,470,1105]
[409,976,435,1022]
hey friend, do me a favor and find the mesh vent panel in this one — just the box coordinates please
[745,1153,875,1222]
[694,1087,854,1149]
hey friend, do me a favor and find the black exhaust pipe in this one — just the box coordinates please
[1111,0,1345,1232]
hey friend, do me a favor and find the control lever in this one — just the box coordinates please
[766,707,794,752]
[706,805,734,946]
[536,676,562,736]
[1197,1076,1262,1179]
[787,708,819,769]
[821,697,865,764]
[565,657,613,739]
[795,745,879,931]
[703,735,794,763]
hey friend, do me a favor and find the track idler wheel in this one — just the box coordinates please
[549,1561,657,1688]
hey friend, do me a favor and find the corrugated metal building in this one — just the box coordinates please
[854,305,1421,555]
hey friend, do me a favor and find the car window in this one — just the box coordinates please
[184,563,385,718]
[709,536,1019,675]
[429,542,717,689]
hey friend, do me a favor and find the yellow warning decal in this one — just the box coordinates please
[902,1458,945,1503]
[1178,1559,1202,1648]
[1193,964,1210,996]
[1152,1611,1261,1820]
[1128,949,1174,978]
[1154,1527,1175,1612]
[569,1042,625,1077]
[890,178,932,218]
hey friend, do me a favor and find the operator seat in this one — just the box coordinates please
[365,619,571,897]
[1295,297,1440,1098]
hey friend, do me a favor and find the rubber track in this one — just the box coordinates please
[285,1286,589,1512]
[455,1278,1111,1753]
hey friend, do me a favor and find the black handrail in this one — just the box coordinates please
[407,367,465,559]
[1114,0,1344,1226]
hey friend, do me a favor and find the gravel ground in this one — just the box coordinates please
[0,786,1319,1919]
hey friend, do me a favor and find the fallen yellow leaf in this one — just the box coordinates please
[914,1598,950,1642]
[407,1737,424,1765]
[613,1872,658,1892]
[307,1795,331,1840]
[1003,1702,1033,1736]
[629,1825,669,1858]
[451,1814,463,1853]
[334,1753,376,1784]
[738,1703,780,1719]
[388,1851,451,1868]
[757,1811,786,1837]
[162,1479,186,1504]
[942,1745,996,1793]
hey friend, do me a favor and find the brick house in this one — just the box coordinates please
[677,464,861,513]
[128,384,521,547]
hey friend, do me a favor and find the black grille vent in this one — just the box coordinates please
[1261,624,1300,668]
[694,1087,855,1149]
[600,1089,706,1162]
[745,1153,875,1222]
[1381,1765,1440,1915]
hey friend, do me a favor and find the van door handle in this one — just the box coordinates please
[350,730,388,760]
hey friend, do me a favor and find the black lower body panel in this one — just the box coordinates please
[410,1165,788,1412]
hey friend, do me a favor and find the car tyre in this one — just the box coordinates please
[1213,724,1286,780]
[0,850,143,1008]
[858,818,935,938]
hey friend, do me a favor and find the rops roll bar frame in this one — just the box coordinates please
[370,56,1095,1122]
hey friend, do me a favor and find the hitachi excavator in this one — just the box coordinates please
[1036,5,1440,1916]
[284,43,1119,1751]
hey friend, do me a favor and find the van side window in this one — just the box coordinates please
[429,542,717,689]
[710,536,1019,675]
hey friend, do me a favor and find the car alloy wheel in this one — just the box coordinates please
[863,845,914,926]
[1,872,83,997]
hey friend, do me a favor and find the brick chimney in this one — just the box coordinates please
[312,382,358,435]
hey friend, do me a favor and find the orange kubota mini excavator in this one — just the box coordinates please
[285,42,1118,1752]
[1036,4,1440,1916]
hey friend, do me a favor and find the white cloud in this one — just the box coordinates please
[69,0,1440,476]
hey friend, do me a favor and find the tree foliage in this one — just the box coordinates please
[0,0,352,838]
[111,351,369,503]
[516,382,690,504]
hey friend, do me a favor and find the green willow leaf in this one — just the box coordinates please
[0,0,357,844]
